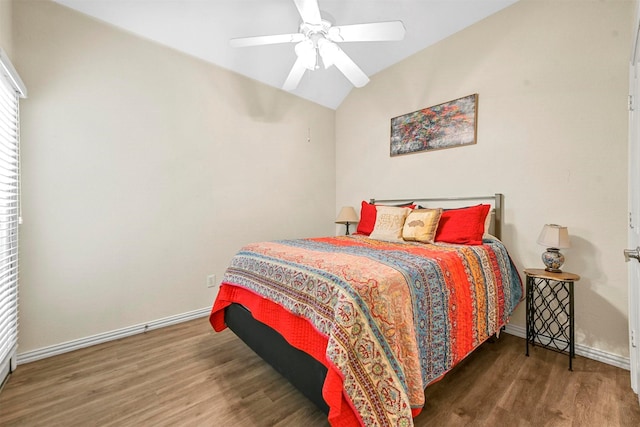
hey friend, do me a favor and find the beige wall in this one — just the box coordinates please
[10,0,636,363]
[14,0,335,352]
[336,0,634,358]
[0,0,12,56]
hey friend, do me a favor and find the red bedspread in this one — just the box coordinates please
[209,235,522,426]
[211,285,362,426]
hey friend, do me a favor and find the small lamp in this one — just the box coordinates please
[335,206,358,235]
[537,224,571,272]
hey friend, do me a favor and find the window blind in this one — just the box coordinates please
[0,49,26,387]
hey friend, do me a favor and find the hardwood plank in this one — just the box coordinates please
[0,318,638,426]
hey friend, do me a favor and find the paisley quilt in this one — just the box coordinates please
[210,235,522,427]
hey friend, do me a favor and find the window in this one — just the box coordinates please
[0,49,26,387]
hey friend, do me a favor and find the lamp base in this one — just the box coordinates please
[542,247,565,273]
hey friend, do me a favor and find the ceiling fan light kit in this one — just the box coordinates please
[230,0,406,91]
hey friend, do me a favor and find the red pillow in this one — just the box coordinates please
[356,201,377,235]
[356,201,417,236]
[435,204,491,245]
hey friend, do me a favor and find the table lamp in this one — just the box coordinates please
[537,224,570,272]
[335,206,358,235]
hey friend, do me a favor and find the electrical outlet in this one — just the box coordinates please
[207,274,217,288]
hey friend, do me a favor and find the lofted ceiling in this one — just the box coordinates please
[52,0,518,109]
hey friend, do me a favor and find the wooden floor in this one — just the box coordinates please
[1,318,639,426]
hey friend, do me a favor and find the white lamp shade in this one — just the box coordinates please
[335,206,358,224]
[318,38,339,68]
[537,224,570,249]
[294,39,317,70]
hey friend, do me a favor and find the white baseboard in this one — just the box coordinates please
[504,324,630,371]
[14,310,631,372]
[16,307,211,365]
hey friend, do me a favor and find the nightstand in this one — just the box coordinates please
[524,268,580,370]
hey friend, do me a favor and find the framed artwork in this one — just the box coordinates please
[390,94,478,157]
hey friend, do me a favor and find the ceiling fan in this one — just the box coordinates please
[230,0,406,91]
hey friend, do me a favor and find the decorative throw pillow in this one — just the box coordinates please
[402,208,443,243]
[356,201,416,236]
[435,204,491,245]
[369,206,410,242]
[356,201,377,235]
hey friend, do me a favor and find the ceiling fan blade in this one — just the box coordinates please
[330,21,406,42]
[293,0,322,25]
[230,33,305,48]
[332,48,370,88]
[283,57,308,91]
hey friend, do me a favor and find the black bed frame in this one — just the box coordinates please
[224,194,504,414]
[225,303,330,413]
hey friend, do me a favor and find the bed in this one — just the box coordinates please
[209,194,522,426]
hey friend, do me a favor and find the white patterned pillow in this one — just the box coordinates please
[402,208,443,243]
[369,206,410,242]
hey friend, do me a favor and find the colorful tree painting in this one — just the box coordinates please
[390,94,478,156]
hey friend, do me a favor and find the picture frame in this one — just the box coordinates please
[390,94,478,157]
